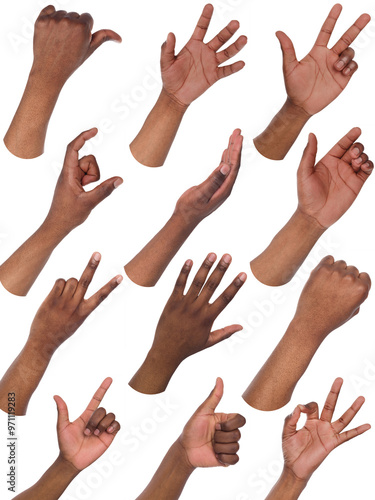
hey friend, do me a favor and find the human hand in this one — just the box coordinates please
[32,5,121,89]
[294,256,371,338]
[161,4,247,108]
[174,129,243,226]
[178,378,245,468]
[28,252,122,352]
[54,378,120,472]
[282,377,370,482]
[277,4,370,116]
[150,253,246,369]
[297,129,373,229]
[45,128,123,235]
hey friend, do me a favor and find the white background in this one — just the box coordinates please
[0,0,375,498]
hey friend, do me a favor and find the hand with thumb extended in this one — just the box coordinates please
[54,378,121,472]
[178,378,246,468]
[46,128,123,235]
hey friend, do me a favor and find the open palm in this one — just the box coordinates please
[297,128,373,228]
[179,378,245,468]
[277,5,370,115]
[54,378,119,471]
[161,4,246,107]
[282,378,370,481]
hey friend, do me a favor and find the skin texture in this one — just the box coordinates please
[125,129,243,287]
[136,378,246,499]
[129,256,246,394]
[0,129,123,296]
[243,256,371,411]
[254,4,371,160]
[265,378,370,499]
[251,129,373,286]
[13,378,120,499]
[0,253,122,415]
[4,5,121,159]
[130,4,247,167]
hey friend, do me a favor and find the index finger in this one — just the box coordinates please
[38,5,56,17]
[314,4,342,47]
[218,414,246,432]
[64,128,98,169]
[80,378,112,425]
[320,377,343,422]
[197,165,230,202]
[332,13,371,54]
[190,4,214,41]
[75,252,101,301]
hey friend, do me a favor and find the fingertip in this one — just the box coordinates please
[116,275,123,284]
[238,272,247,282]
[114,178,123,189]
[93,251,101,262]
[185,259,193,267]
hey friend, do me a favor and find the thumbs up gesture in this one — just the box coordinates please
[178,378,246,468]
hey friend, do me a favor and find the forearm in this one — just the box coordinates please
[136,440,194,500]
[243,319,324,410]
[125,213,197,287]
[13,456,79,499]
[265,468,307,500]
[250,209,326,286]
[0,338,53,415]
[129,349,180,394]
[4,71,62,159]
[130,89,188,167]
[0,218,67,296]
[253,98,311,160]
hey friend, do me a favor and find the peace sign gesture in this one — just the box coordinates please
[282,378,370,482]
[54,378,120,472]
[161,4,247,107]
[277,4,370,116]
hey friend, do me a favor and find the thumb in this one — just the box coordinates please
[206,324,243,348]
[85,176,123,208]
[89,29,122,55]
[283,405,301,440]
[298,133,317,180]
[54,395,70,432]
[276,31,297,71]
[161,32,176,71]
[196,377,224,415]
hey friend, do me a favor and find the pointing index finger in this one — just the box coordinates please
[80,378,112,425]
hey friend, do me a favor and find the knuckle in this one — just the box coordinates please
[192,279,204,289]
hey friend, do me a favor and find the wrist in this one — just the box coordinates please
[160,87,190,115]
[41,214,73,242]
[287,316,327,347]
[54,454,80,481]
[129,348,181,394]
[293,207,327,236]
[276,466,308,496]
[28,64,65,96]
[172,439,196,475]
[283,97,312,123]
[171,206,201,230]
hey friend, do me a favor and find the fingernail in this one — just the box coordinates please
[353,147,361,157]
[343,67,350,76]
[220,164,231,175]
[207,253,217,263]
[239,272,247,282]
[93,252,101,262]
[354,157,363,164]
[94,429,100,436]
[84,429,91,436]
[107,426,114,433]
[363,162,371,169]
[223,254,232,264]
[116,275,123,284]
[185,259,193,267]
[114,178,123,188]
[336,60,345,70]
